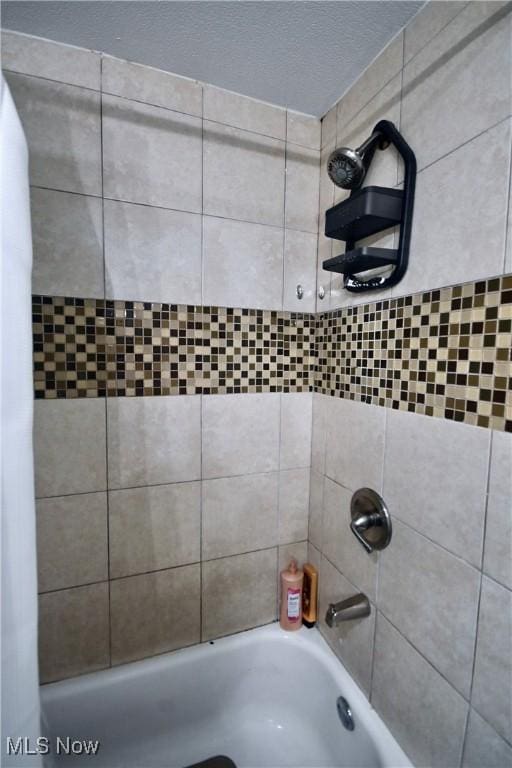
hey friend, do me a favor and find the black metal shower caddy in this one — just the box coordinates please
[323,120,417,293]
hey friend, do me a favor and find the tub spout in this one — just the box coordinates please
[325,594,371,627]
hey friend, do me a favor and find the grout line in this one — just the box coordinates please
[369,609,380,706]
[402,1,469,68]
[503,118,512,274]
[412,113,512,178]
[462,433,495,762]
[374,608,471,704]
[99,54,113,671]
[4,66,318,151]
[280,111,288,312]
[459,707,472,768]
[321,0,505,150]
[28,184,319,238]
[199,83,205,643]
[39,541,306,597]
[2,67,102,94]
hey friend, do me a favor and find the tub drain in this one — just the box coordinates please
[336,696,355,731]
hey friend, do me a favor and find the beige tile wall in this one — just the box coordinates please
[317,1,512,312]
[34,390,312,682]
[309,393,512,767]
[2,29,321,314]
[1,30,317,682]
[3,9,511,768]
[313,3,512,766]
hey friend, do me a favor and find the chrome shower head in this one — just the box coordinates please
[327,132,384,190]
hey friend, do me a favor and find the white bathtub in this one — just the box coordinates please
[41,624,412,768]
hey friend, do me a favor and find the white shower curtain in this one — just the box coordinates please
[1,75,42,766]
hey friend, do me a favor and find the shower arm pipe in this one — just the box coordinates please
[344,119,417,293]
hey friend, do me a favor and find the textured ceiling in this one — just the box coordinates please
[1,1,424,116]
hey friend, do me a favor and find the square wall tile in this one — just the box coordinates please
[404,1,467,64]
[463,708,512,768]
[472,576,512,742]
[6,73,102,195]
[34,399,107,498]
[283,229,317,313]
[202,548,277,640]
[2,30,101,89]
[102,94,202,212]
[285,145,319,233]
[31,188,104,299]
[278,468,310,545]
[110,564,200,665]
[107,396,201,489]
[202,472,278,560]
[372,614,468,768]
[202,216,283,310]
[318,556,376,695]
[506,170,512,272]
[37,493,108,593]
[483,431,512,589]
[203,120,285,226]
[280,392,313,470]
[104,199,201,304]
[102,55,202,116]
[287,112,321,150]
[401,120,510,296]
[203,85,286,139]
[108,482,201,578]
[384,409,490,567]
[324,396,386,493]
[322,477,378,602]
[336,33,403,135]
[311,393,328,474]
[202,393,280,479]
[401,2,511,171]
[39,583,109,683]
[379,521,481,698]
[308,469,324,551]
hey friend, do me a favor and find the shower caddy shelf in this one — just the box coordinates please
[322,119,417,293]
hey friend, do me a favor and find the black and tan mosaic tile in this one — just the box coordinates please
[32,297,315,398]
[314,274,512,432]
[32,273,512,432]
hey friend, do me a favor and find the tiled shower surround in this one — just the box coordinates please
[3,3,512,767]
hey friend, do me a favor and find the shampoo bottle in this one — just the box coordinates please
[280,559,303,631]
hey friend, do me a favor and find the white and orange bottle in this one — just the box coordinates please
[279,559,304,631]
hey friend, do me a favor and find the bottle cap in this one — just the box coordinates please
[289,558,297,574]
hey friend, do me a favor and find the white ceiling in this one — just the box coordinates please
[2,1,424,116]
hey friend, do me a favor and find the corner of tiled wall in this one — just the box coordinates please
[312,1,512,766]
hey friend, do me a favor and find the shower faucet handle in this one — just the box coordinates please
[350,512,381,553]
[350,488,392,553]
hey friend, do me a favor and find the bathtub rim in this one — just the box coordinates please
[41,622,413,768]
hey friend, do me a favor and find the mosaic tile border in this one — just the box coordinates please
[32,273,512,432]
[32,298,315,398]
[315,274,512,432]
